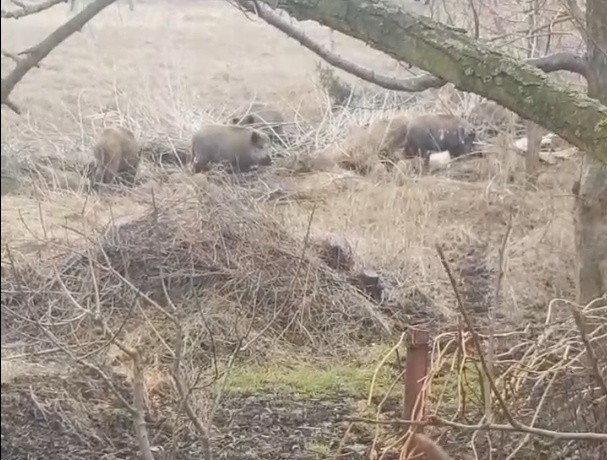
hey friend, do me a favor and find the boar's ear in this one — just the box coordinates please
[250,130,262,146]
[230,117,240,125]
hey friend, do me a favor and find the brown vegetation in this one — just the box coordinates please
[1,1,605,459]
[229,101,287,142]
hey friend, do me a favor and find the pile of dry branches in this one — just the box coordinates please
[348,295,607,460]
[1,179,392,356]
[423,296,607,459]
[0,178,401,458]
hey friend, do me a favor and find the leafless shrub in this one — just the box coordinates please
[342,246,606,459]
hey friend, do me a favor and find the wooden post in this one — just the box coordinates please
[403,327,430,459]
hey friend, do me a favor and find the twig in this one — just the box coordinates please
[130,347,156,460]
[49,267,155,460]
[1,0,118,112]
[345,416,607,441]
[436,243,519,428]
[161,281,213,460]
[505,372,558,460]
[569,300,607,398]
[38,323,137,414]
[1,49,21,64]
[236,0,591,94]
[236,0,445,92]
[1,0,67,19]
[467,0,480,40]
[485,217,513,422]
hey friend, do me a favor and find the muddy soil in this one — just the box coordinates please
[1,374,387,460]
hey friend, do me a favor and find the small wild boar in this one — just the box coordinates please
[334,115,408,173]
[468,100,519,138]
[366,115,410,159]
[92,126,140,187]
[402,114,477,164]
[191,124,272,173]
[230,102,286,141]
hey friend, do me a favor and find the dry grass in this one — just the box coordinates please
[0,1,597,459]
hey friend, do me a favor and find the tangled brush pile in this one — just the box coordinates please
[2,180,393,356]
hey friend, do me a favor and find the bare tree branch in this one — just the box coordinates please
[161,283,213,460]
[527,52,591,79]
[1,0,67,19]
[1,0,118,113]
[347,415,607,441]
[435,244,520,429]
[130,347,156,460]
[85,254,215,460]
[563,0,589,45]
[248,0,606,161]
[240,0,443,92]
[1,49,20,64]
[3,96,22,114]
[50,264,156,460]
[569,301,607,398]
[236,1,591,96]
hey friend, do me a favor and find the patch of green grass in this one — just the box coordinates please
[305,440,333,459]
[431,361,485,415]
[223,346,399,398]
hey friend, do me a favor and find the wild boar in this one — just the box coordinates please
[92,126,140,187]
[191,124,272,173]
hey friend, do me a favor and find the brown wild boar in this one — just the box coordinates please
[191,125,272,173]
[338,115,409,172]
[402,113,477,164]
[230,102,286,141]
[468,100,520,138]
[366,115,410,161]
[92,126,140,187]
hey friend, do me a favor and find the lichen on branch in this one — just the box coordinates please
[256,0,607,162]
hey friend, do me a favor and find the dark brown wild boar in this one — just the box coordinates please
[92,126,140,187]
[403,113,477,164]
[191,125,272,173]
[230,102,286,141]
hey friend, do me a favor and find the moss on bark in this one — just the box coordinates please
[268,0,607,162]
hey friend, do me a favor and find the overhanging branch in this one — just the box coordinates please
[237,1,591,93]
[1,0,67,19]
[1,0,118,113]
[527,52,591,79]
[250,0,606,162]
[241,0,444,92]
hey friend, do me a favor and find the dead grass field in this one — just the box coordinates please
[0,1,594,459]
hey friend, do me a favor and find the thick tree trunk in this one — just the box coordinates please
[575,0,607,304]
[575,155,607,304]
[525,121,543,185]
[525,2,544,185]
[262,0,607,162]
